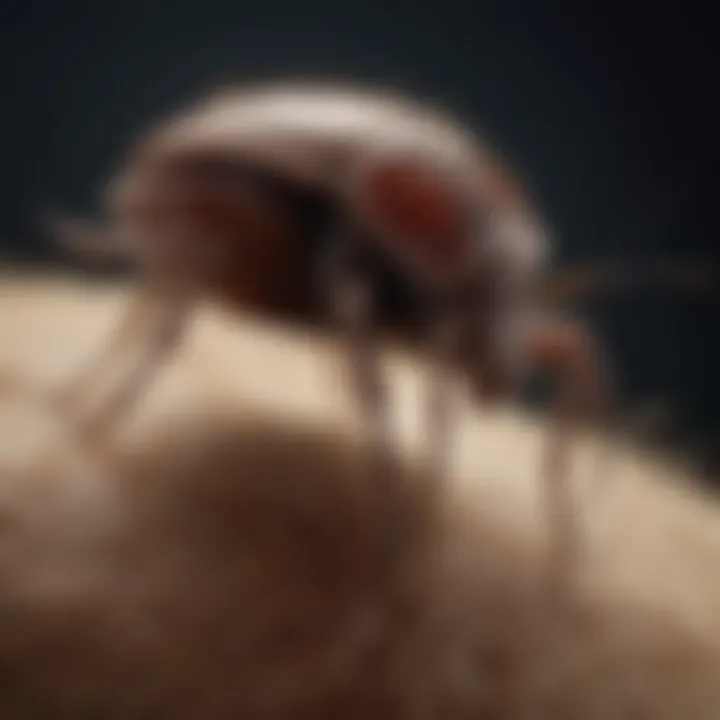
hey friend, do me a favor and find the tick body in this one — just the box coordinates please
[52,81,609,593]
[117,86,503,289]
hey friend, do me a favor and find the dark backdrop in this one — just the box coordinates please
[1,0,717,474]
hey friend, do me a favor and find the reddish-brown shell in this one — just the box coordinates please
[105,83,545,321]
[359,160,468,269]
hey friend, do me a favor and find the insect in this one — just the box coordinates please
[49,80,612,590]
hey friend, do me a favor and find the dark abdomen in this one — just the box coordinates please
[155,155,438,341]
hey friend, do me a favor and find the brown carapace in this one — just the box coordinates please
[49,81,612,597]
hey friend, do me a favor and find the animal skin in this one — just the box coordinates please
[0,274,719,719]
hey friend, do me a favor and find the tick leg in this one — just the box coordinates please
[319,234,403,546]
[522,315,612,597]
[424,304,463,485]
[56,281,191,441]
[54,284,153,413]
[43,210,130,266]
[333,267,395,486]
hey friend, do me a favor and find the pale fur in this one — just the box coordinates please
[0,272,719,718]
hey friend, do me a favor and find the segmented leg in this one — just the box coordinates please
[424,301,463,486]
[319,234,406,563]
[523,315,611,597]
[54,284,152,413]
[462,249,611,596]
[329,258,395,485]
[44,210,130,266]
[55,280,191,440]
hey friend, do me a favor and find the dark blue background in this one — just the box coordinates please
[1,0,717,472]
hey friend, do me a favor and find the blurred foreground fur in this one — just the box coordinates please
[0,273,720,718]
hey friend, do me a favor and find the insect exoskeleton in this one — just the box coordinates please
[51,82,605,605]
[342,146,485,290]
[107,159,305,312]
[109,83,515,299]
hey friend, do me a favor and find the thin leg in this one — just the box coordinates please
[57,282,191,441]
[332,269,395,489]
[522,315,612,598]
[424,304,463,486]
[54,284,154,413]
[43,210,130,266]
[319,235,403,572]
[77,290,190,439]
